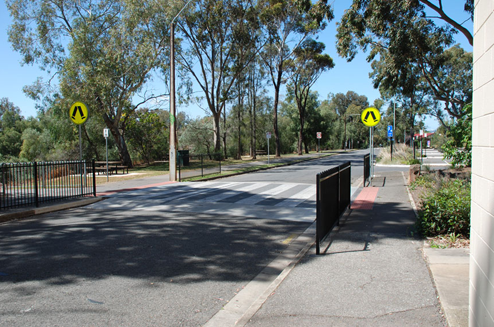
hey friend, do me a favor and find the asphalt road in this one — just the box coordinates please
[224,149,370,184]
[0,150,370,326]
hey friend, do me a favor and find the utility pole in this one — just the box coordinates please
[169,0,194,182]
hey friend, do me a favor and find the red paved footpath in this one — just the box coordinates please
[350,187,379,210]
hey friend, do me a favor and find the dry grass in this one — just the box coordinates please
[377,143,414,164]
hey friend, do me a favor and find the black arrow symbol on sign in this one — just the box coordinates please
[363,110,378,123]
[370,111,378,122]
[72,106,86,120]
[363,111,370,122]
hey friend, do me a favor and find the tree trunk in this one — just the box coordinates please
[82,124,100,160]
[237,92,244,160]
[221,109,227,159]
[272,67,283,157]
[297,117,305,155]
[213,111,222,155]
[103,113,133,168]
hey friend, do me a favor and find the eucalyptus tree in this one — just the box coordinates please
[286,39,334,155]
[180,116,215,157]
[327,91,369,149]
[6,0,173,166]
[0,98,24,159]
[176,0,262,154]
[337,0,472,121]
[259,0,333,157]
[246,59,268,159]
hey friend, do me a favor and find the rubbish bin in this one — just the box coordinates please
[178,150,190,166]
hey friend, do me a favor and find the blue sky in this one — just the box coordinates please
[1,0,472,131]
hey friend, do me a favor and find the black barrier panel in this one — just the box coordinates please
[363,154,370,187]
[339,162,351,217]
[0,160,96,210]
[315,161,352,255]
[178,153,222,181]
[316,166,339,255]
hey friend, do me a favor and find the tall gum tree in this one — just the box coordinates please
[336,0,472,121]
[6,0,173,166]
[177,0,262,153]
[259,0,333,157]
[286,39,334,155]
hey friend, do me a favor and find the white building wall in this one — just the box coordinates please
[471,0,494,325]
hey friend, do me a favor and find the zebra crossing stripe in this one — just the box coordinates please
[117,181,215,199]
[158,182,240,202]
[274,185,315,207]
[201,183,269,202]
[235,184,296,205]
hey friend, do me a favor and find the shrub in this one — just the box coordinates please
[416,179,470,237]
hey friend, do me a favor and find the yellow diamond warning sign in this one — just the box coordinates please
[361,107,381,127]
[70,102,89,125]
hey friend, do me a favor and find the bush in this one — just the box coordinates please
[416,179,470,237]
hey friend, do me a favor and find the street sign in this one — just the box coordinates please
[69,102,89,125]
[361,107,381,127]
[103,128,109,138]
[387,125,393,138]
[266,132,271,139]
[316,132,322,139]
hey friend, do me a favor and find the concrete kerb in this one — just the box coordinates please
[402,170,469,327]
[0,197,104,224]
[203,222,317,327]
[204,184,359,327]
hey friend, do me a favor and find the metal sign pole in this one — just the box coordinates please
[372,127,374,178]
[369,127,373,178]
[267,135,270,165]
[106,136,109,182]
[103,128,109,182]
[79,125,83,161]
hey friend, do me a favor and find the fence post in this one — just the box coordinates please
[92,159,96,196]
[34,161,39,207]
[201,154,204,177]
[316,173,321,255]
[337,165,341,227]
[219,153,221,173]
[178,153,181,182]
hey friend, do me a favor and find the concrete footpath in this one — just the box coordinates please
[240,171,469,327]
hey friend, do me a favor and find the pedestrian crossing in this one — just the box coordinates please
[103,181,316,207]
[91,182,318,222]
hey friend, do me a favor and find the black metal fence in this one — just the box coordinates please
[363,154,370,187]
[315,161,351,255]
[178,153,222,181]
[0,160,96,210]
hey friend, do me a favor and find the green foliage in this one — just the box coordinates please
[0,98,24,158]
[126,109,169,164]
[407,158,421,165]
[410,174,435,190]
[416,179,471,238]
[6,0,173,167]
[441,104,472,168]
[337,0,472,127]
